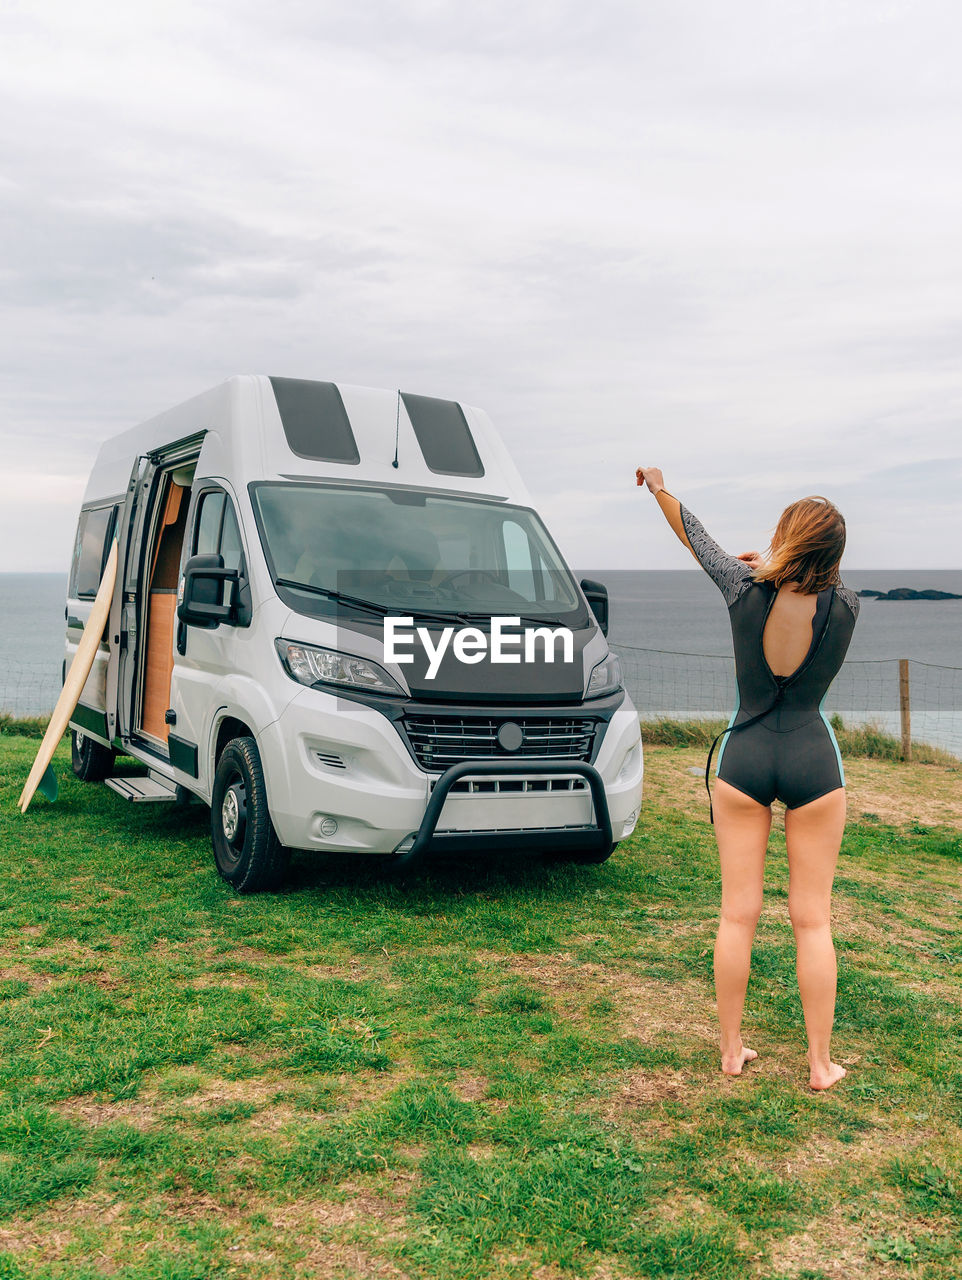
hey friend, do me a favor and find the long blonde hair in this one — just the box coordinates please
[755,496,846,594]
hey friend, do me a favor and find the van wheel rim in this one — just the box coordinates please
[221,781,246,853]
[75,733,86,752]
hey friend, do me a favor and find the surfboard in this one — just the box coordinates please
[18,538,119,815]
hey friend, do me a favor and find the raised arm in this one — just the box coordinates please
[636,467,755,607]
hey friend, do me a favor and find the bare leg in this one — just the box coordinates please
[713,780,772,1075]
[785,788,847,1090]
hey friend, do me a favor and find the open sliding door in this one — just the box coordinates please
[105,456,147,746]
[108,434,205,752]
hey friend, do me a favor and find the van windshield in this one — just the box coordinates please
[250,482,585,623]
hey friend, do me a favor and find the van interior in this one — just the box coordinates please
[139,465,194,743]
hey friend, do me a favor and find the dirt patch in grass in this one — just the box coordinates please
[269,1187,403,1231]
[394,1143,426,1165]
[609,1068,690,1109]
[336,1063,414,1112]
[293,1239,411,1279]
[480,950,716,1048]
[451,1071,489,1102]
[75,967,126,990]
[765,1126,962,1271]
[272,1183,412,1278]
[0,1194,127,1261]
[641,749,719,824]
[600,1067,697,1136]
[160,1188,245,1222]
[526,1263,628,1280]
[50,1095,160,1129]
[0,963,53,991]
[0,1188,411,1278]
[844,757,962,828]
[0,939,121,965]
[175,1074,294,1109]
[51,1071,328,1131]
[767,1199,925,1280]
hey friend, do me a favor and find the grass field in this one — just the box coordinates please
[0,734,959,1280]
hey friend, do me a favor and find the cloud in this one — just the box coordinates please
[0,192,323,312]
[0,0,960,571]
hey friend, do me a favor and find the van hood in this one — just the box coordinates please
[335,615,601,704]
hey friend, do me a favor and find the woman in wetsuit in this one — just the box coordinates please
[637,467,859,1091]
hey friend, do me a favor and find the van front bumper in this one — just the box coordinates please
[389,759,613,870]
[259,685,643,856]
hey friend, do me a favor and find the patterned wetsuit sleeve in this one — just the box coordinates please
[836,584,860,619]
[678,504,755,607]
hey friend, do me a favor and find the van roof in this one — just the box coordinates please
[82,375,533,507]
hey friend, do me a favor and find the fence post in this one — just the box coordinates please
[899,658,912,762]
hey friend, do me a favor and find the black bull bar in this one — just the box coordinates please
[390,759,613,871]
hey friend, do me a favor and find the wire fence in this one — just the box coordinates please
[2,650,961,761]
[0,661,64,719]
[612,645,962,761]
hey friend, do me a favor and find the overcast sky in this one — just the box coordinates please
[2,0,960,573]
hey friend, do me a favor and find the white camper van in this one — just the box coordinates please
[65,377,643,889]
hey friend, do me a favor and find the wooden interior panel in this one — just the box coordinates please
[150,482,190,590]
[142,592,177,741]
[139,476,191,743]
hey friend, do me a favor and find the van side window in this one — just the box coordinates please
[193,489,244,572]
[71,505,118,599]
[194,492,226,557]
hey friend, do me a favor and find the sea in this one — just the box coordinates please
[2,570,961,752]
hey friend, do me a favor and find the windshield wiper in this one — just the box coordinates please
[453,611,567,627]
[276,578,474,625]
[517,614,567,627]
[275,578,391,617]
[275,579,568,628]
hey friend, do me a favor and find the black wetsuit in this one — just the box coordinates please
[678,505,860,811]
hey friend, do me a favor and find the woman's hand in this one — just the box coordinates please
[737,551,764,571]
[636,466,665,495]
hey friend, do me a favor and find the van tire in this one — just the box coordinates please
[211,737,289,893]
[71,730,115,782]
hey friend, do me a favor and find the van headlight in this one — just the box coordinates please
[586,653,623,698]
[275,639,405,695]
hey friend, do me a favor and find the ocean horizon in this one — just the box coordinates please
[2,572,960,753]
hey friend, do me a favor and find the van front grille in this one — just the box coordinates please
[402,715,596,771]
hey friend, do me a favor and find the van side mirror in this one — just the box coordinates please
[580,578,609,637]
[178,554,239,626]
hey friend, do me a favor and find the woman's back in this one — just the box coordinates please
[763,585,818,678]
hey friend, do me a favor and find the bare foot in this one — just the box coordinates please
[809,1061,847,1091]
[720,1044,758,1076]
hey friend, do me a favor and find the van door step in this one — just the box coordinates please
[105,774,178,802]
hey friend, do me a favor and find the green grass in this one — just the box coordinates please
[0,735,959,1278]
[0,715,49,739]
